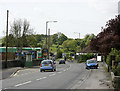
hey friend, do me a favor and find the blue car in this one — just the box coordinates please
[40,60,56,72]
[86,59,98,69]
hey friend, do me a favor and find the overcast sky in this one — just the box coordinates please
[0,0,119,39]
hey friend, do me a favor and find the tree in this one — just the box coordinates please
[56,49,62,58]
[90,15,120,56]
[51,34,58,45]
[10,19,33,59]
[10,19,33,47]
[62,39,77,52]
[58,33,68,45]
[26,35,37,47]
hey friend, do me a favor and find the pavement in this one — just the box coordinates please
[1,66,40,80]
[1,67,24,80]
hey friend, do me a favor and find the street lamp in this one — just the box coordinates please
[45,21,57,59]
[74,32,80,39]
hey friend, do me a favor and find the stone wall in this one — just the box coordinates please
[111,72,120,89]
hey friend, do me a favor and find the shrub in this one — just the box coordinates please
[106,55,111,66]
[112,65,120,76]
[57,50,62,58]
[107,48,120,76]
[78,53,94,63]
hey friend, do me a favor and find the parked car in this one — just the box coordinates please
[40,60,56,72]
[59,59,65,64]
[85,59,98,69]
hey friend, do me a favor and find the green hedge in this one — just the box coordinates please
[106,48,120,76]
[78,53,94,63]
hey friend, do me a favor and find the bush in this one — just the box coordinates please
[56,50,62,58]
[112,65,120,76]
[78,53,94,63]
[106,55,111,66]
[107,48,120,76]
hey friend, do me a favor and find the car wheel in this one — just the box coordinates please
[54,69,56,71]
[40,70,42,72]
[51,69,54,72]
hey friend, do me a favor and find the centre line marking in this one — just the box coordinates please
[36,77,47,80]
[15,81,32,87]
[49,74,56,76]
[42,77,47,79]
[36,78,42,81]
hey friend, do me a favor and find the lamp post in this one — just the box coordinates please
[45,21,57,59]
[74,32,80,39]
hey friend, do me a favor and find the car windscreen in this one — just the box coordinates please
[42,61,52,64]
[87,60,96,64]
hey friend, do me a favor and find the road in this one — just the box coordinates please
[2,62,111,90]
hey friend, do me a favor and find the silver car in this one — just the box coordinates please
[40,60,56,72]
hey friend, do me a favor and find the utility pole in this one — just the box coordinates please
[48,29,50,59]
[74,32,80,39]
[5,10,9,68]
[45,21,57,59]
[46,21,48,49]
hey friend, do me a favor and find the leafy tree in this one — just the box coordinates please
[35,34,46,43]
[58,33,68,45]
[7,34,16,47]
[10,19,33,47]
[90,15,120,56]
[56,49,62,58]
[9,19,33,59]
[26,35,37,47]
[62,39,77,52]
[51,34,58,45]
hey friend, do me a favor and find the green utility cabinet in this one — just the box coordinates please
[25,53,32,67]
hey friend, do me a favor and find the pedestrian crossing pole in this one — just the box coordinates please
[5,10,9,68]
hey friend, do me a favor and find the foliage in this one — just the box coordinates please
[106,48,120,66]
[56,49,62,58]
[51,34,58,45]
[90,15,120,56]
[78,53,94,63]
[58,33,68,45]
[26,35,37,47]
[9,19,33,47]
[112,65,120,76]
[62,39,77,52]
[106,55,111,66]
[106,48,120,76]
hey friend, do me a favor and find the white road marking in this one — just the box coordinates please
[12,70,20,77]
[63,70,66,71]
[36,77,47,81]
[42,77,47,79]
[36,78,42,81]
[15,81,32,87]
[49,74,56,77]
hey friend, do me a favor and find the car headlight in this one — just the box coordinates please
[87,64,90,66]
